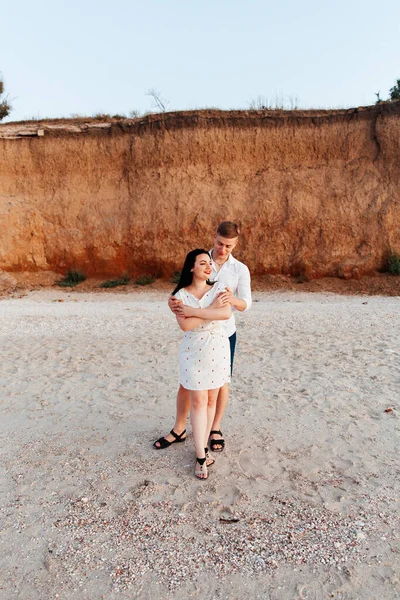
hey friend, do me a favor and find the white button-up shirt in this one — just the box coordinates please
[209,250,252,337]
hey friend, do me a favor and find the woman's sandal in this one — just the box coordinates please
[153,429,187,450]
[195,456,208,480]
[205,447,215,467]
[209,429,225,452]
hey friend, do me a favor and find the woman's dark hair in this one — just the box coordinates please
[172,249,212,295]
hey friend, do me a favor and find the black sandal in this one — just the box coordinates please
[195,456,208,479]
[205,447,215,467]
[153,429,187,450]
[209,430,225,452]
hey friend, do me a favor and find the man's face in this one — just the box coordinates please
[213,234,238,260]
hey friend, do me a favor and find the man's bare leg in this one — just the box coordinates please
[209,382,229,450]
[153,385,190,447]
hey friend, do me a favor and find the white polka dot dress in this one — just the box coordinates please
[175,282,230,391]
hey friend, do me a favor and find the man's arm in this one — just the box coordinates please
[219,265,252,312]
[223,288,248,312]
[236,264,252,311]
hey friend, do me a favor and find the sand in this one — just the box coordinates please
[0,289,399,599]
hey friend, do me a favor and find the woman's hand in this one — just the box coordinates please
[168,296,183,314]
[175,303,195,318]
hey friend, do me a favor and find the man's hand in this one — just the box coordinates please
[217,286,235,306]
[168,295,183,314]
[210,291,230,309]
[222,286,248,311]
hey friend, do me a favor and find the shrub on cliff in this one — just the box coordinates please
[171,271,181,284]
[387,250,400,275]
[0,77,12,121]
[389,79,400,101]
[100,276,129,288]
[57,270,87,287]
[135,275,157,286]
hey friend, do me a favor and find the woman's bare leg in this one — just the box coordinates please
[190,390,209,460]
[210,383,229,449]
[205,388,219,447]
[191,389,219,479]
[153,385,190,447]
[175,384,191,429]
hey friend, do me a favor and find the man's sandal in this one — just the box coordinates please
[195,456,208,479]
[209,430,225,452]
[153,429,187,450]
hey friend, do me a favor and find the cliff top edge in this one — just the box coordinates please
[1,102,399,139]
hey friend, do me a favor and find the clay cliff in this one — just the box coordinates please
[1,103,399,278]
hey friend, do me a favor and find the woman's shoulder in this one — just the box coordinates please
[205,281,225,301]
[174,288,185,300]
[174,287,195,302]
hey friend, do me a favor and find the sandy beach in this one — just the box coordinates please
[0,289,399,599]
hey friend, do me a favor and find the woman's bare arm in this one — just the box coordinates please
[175,315,205,332]
[177,304,231,321]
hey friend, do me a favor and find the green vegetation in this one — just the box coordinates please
[92,113,130,120]
[0,76,12,121]
[376,78,400,104]
[248,94,299,110]
[56,270,87,287]
[389,79,400,101]
[93,113,112,120]
[100,276,130,288]
[171,271,181,284]
[387,250,400,275]
[135,275,157,286]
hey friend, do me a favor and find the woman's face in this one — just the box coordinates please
[192,254,212,280]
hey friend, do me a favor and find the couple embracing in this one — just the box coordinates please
[153,222,252,479]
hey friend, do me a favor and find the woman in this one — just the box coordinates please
[170,249,231,479]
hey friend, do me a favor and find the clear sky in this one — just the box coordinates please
[1,0,399,122]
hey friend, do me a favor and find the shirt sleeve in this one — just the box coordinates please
[236,264,252,312]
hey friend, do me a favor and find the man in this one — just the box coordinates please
[153,221,252,452]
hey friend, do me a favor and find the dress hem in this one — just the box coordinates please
[179,378,230,392]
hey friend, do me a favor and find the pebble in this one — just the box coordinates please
[45,493,387,593]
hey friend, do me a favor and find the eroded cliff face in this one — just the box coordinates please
[1,104,399,277]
